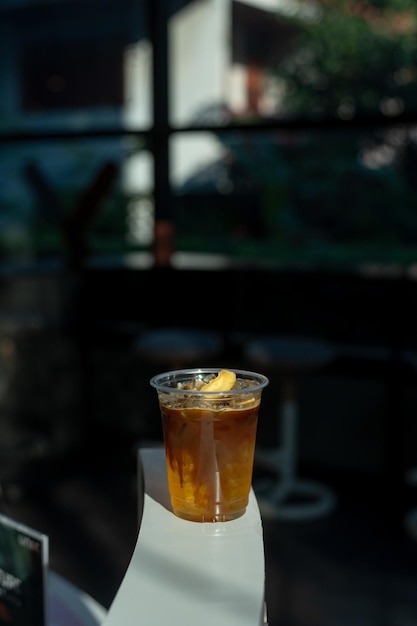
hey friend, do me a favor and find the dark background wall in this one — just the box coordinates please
[0,267,416,491]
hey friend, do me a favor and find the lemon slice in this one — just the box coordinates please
[200,369,236,392]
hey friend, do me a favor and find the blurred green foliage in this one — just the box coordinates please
[277,0,417,118]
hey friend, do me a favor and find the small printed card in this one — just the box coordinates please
[0,513,48,626]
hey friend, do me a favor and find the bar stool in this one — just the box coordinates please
[244,334,337,522]
[133,326,224,369]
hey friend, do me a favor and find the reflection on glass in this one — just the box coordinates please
[0,138,153,268]
[171,126,417,271]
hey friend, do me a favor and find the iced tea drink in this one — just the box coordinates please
[150,368,268,522]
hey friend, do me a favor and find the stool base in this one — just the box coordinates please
[254,477,337,522]
[254,445,337,521]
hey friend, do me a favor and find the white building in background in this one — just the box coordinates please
[125,0,298,194]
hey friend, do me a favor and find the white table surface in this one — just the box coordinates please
[102,446,267,626]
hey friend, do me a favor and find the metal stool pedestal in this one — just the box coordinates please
[245,335,337,522]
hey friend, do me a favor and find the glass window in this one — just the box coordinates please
[0,136,152,269]
[169,0,417,126]
[171,125,417,271]
[0,0,151,133]
[2,0,417,272]
[21,39,125,112]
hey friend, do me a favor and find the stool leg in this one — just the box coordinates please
[404,466,417,540]
[268,375,301,504]
[253,378,296,479]
[255,375,337,521]
[278,376,297,487]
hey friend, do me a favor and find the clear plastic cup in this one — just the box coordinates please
[150,368,269,522]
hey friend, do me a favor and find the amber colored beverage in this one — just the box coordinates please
[150,368,269,523]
